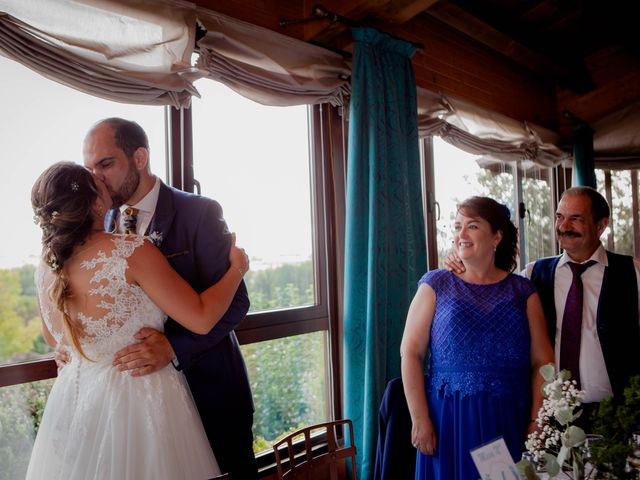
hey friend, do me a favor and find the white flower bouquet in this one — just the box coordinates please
[518,364,589,479]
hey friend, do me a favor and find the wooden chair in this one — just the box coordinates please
[273,419,357,480]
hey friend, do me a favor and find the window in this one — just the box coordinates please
[596,169,637,256]
[1,58,335,469]
[521,165,555,263]
[189,79,331,451]
[427,137,558,269]
[431,137,516,267]
[0,379,54,478]
[0,55,166,367]
[190,80,315,312]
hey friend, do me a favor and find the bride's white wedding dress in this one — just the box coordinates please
[26,235,220,480]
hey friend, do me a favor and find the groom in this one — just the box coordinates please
[83,117,257,479]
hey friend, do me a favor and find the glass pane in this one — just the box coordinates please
[522,166,554,262]
[190,80,315,313]
[241,331,327,452]
[432,137,515,267]
[0,56,165,366]
[0,379,54,477]
[596,169,634,255]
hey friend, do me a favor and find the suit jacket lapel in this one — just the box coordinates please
[148,181,176,252]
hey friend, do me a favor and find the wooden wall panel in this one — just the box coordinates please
[586,47,640,87]
[404,14,556,127]
[193,1,557,128]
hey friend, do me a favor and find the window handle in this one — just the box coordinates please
[519,201,527,220]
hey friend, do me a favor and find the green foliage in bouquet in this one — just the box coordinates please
[517,364,588,479]
[589,375,640,479]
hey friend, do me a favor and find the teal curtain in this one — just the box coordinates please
[343,27,426,479]
[573,123,597,187]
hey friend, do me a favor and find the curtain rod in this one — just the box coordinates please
[279,3,424,52]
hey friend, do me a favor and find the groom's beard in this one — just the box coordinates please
[111,167,140,208]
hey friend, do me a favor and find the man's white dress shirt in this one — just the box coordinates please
[117,177,161,235]
[524,244,640,403]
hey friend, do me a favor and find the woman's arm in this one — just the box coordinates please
[526,292,555,431]
[400,283,437,455]
[128,235,249,335]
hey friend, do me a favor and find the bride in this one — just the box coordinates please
[26,162,249,479]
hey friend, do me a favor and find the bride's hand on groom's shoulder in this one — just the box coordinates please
[229,232,249,276]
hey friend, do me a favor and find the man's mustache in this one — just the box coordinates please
[557,230,582,238]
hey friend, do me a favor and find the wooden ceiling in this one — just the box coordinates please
[195,0,640,143]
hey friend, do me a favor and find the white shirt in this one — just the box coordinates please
[523,244,640,403]
[118,177,161,235]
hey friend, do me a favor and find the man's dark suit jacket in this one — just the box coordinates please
[374,377,416,480]
[530,251,640,401]
[106,181,255,476]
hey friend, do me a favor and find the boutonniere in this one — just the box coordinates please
[147,231,163,247]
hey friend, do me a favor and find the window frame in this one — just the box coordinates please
[0,100,342,476]
[422,134,569,269]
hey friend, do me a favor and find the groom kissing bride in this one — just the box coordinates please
[28,118,257,480]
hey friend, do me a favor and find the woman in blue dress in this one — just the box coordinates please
[401,196,553,480]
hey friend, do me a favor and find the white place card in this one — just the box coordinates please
[470,437,520,480]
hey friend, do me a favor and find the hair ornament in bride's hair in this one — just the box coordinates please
[70,181,80,192]
[44,244,61,272]
[32,207,60,227]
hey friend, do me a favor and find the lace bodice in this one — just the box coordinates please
[420,269,535,396]
[36,235,166,361]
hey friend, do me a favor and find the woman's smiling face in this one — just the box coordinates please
[453,212,502,262]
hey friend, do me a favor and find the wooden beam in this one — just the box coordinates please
[558,71,640,125]
[379,0,439,24]
[425,1,570,84]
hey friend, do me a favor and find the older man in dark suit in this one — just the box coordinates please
[526,187,640,411]
[83,117,257,479]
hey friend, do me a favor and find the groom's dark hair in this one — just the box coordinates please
[101,118,149,158]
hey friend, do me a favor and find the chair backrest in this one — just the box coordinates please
[273,419,357,480]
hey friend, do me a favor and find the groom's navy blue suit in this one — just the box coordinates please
[106,181,256,479]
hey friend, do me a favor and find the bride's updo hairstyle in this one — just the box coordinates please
[457,196,518,272]
[32,161,100,358]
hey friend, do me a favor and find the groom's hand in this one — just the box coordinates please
[112,327,175,377]
[54,344,71,372]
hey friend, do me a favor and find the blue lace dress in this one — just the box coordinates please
[415,270,535,480]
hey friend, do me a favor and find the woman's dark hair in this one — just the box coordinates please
[31,161,100,358]
[457,196,518,272]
